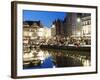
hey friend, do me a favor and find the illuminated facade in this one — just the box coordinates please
[37,27,51,39]
[81,14,91,39]
[23,21,43,38]
[23,21,43,53]
[65,13,77,37]
[54,19,63,36]
[53,13,79,38]
[51,24,56,37]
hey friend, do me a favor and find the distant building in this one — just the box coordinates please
[53,13,78,38]
[23,21,43,39]
[53,19,66,38]
[61,13,91,40]
[64,13,77,37]
[81,14,91,39]
[51,23,56,37]
[23,21,43,27]
[80,14,91,45]
[37,27,51,39]
[23,21,43,53]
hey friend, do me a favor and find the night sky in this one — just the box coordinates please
[23,10,67,28]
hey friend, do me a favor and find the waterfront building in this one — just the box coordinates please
[77,13,91,45]
[23,21,43,38]
[37,27,51,39]
[51,23,56,37]
[81,14,91,40]
[64,13,77,38]
[23,21,43,53]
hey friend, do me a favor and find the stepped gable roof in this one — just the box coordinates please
[23,21,43,27]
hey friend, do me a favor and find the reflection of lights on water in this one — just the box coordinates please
[37,51,44,57]
[82,59,90,66]
[23,53,29,59]
[78,57,82,61]
[23,53,34,59]
[41,60,44,64]
[53,65,56,68]
[23,49,91,67]
[37,51,44,61]
[29,32,33,36]
[44,51,50,58]
[23,40,28,44]
[23,50,51,62]
[37,51,45,61]
[66,54,90,67]
[37,50,51,61]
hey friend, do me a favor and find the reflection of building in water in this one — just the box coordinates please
[23,48,91,69]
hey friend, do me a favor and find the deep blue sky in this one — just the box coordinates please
[23,10,67,28]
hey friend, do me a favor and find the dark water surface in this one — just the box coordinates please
[23,48,91,69]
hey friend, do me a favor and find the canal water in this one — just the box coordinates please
[23,48,91,69]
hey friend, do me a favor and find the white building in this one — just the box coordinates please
[37,27,51,39]
[81,14,91,39]
[51,24,56,37]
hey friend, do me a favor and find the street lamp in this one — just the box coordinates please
[77,18,81,23]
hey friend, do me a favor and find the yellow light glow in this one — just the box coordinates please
[83,60,90,66]
[77,32,81,36]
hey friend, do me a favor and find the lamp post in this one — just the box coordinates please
[76,17,81,39]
